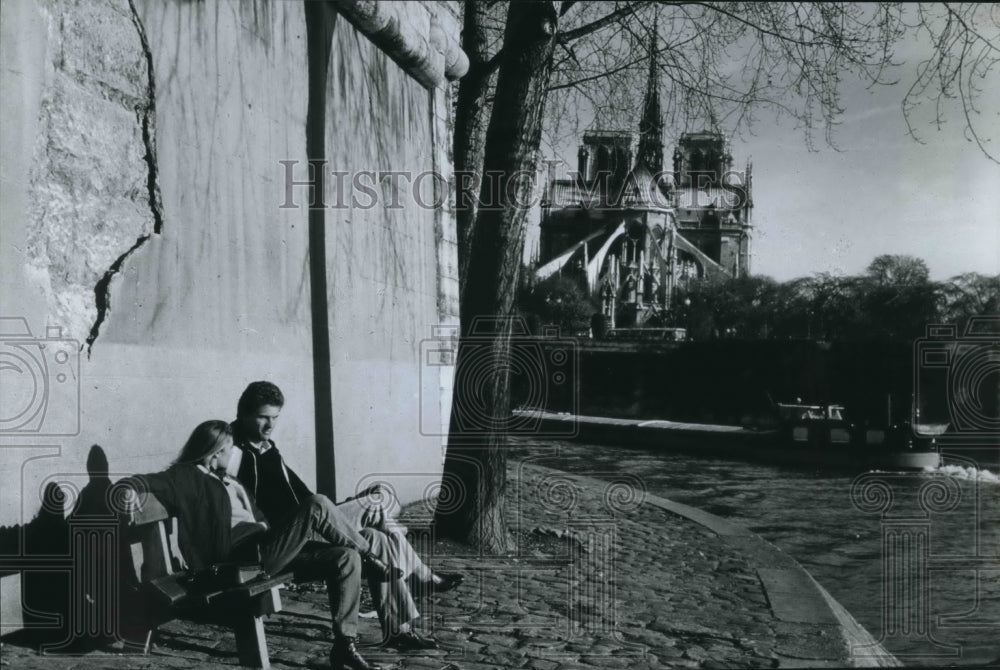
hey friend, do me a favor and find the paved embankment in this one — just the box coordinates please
[0,462,897,669]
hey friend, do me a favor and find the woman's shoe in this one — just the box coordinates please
[430,572,464,592]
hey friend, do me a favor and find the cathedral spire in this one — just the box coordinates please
[637,18,664,174]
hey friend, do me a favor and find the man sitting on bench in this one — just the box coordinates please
[126,419,387,670]
[232,381,463,651]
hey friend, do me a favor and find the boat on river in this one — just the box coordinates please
[771,401,941,470]
[515,403,941,471]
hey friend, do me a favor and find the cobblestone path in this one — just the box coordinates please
[1,461,892,669]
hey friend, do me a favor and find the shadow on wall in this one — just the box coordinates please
[0,445,140,651]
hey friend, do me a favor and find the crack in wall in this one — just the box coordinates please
[85,0,163,356]
[129,0,163,236]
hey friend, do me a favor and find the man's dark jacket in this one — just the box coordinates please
[232,423,312,526]
[127,463,266,570]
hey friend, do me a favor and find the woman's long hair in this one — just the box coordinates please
[174,420,232,465]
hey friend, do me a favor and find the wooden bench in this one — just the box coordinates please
[124,493,292,669]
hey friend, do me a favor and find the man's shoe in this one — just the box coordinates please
[330,637,379,670]
[431,572,464,592]
[387,630,439,651]
[362,553,404,582]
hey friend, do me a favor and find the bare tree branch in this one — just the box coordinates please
[557,1,647,43]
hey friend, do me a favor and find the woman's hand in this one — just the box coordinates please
[360,504,385,530]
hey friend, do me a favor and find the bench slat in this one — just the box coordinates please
[200,572,291,606]
[124,491,287,669]
[132,495,170,525]
[146,573,190,606]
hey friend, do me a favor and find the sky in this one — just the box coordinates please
[741,77,1000,282]
[535,9,1000,283]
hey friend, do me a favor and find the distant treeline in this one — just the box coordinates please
[520,254,998,341]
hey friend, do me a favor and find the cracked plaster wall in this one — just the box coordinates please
[21,0,155,347]
[1,0,462,530]
[0,0,314,529]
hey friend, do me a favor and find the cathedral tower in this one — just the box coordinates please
[636,24,664,174]
[672,131,733,188]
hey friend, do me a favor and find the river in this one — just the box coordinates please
[510,438,1000,667]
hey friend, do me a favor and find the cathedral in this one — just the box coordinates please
[536,50,754,329]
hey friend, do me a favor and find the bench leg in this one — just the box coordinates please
[234,615,270,669]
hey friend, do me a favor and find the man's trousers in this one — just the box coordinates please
[255,495,366,638]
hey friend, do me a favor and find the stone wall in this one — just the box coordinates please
[0,0,466,621]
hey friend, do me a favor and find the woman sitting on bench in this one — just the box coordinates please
[126,420,385,670]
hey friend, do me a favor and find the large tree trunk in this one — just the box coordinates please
[435,0,559,554]
[453,0,492,297]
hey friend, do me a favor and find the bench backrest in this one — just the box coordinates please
[126,493,186,583]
